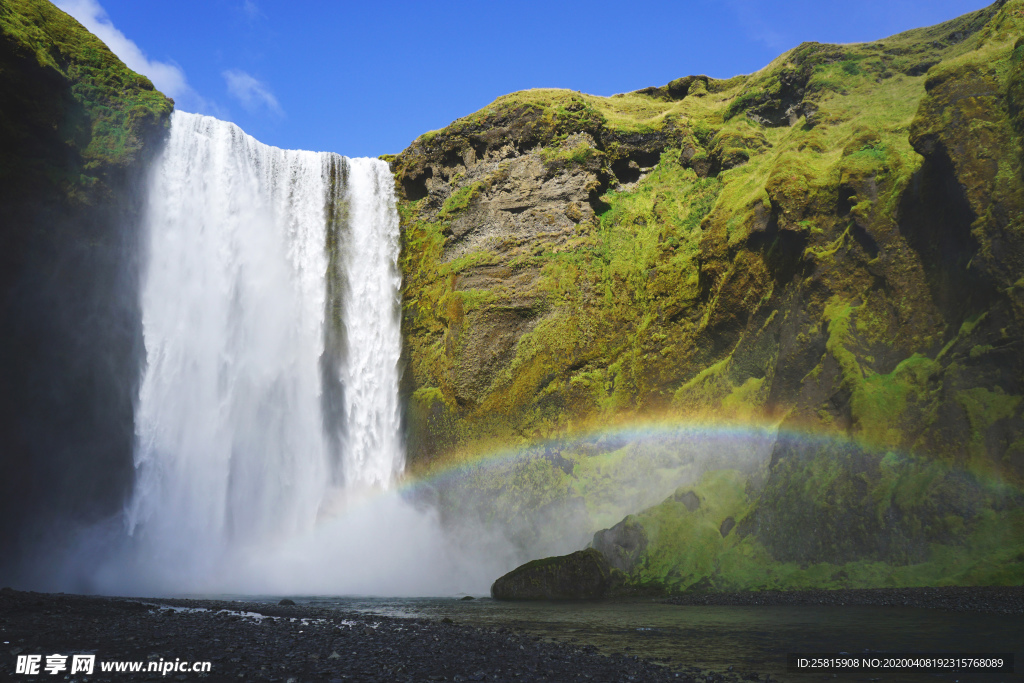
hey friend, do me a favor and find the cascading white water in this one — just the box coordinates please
[118,112,407,590]
[338,159,404,488]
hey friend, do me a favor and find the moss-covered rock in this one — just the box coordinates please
[0,0,172,580]
[396,1,1024,592]
[0,0,171,194]
[491,548,614,600]
[592,515,647,572]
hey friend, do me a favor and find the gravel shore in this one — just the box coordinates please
[0,588,763,683]
[664,585,1024,615]
[4,586,1019,682]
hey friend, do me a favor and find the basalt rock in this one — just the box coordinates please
[592,516,648,572]
[490,548,612,600]
[673,490,701,512]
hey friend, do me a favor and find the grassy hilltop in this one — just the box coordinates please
[390,0,1024,592]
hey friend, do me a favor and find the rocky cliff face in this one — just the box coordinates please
[392,1,1024,590]
[0,0,171,581]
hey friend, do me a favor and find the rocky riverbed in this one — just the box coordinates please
[3,586,1020,682]
[0,588,763,683]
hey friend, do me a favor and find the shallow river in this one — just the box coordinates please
[239,596,1022,682]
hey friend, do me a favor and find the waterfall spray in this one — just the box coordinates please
[111,112,412,592]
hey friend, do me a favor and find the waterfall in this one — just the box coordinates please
[119,112,406,589]
[332,158,405,489]
[74,112,754,598]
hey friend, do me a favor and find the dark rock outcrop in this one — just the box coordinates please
[673,489,701,512]
[719,517,736,538]
[491,548,612,600]
[592,515,648,572]
[0,0,171,583]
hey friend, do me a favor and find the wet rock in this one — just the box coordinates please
[491,548,612,600]
[674,489,701,512]
[278,598,296,606]
[720,517,736,537]
[592,515,648,572]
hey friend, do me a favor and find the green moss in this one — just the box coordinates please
[0,0,171,181]
[455,288,496,313]
[395,0,1024,591]
[617,451,1024,594]
[632,470,751,590]
[823,302,862,388]
[438,181,484,220]
[439,159,729,428]
[852,354,942,448]
[539,138,600,167]
[957,387,1023,466]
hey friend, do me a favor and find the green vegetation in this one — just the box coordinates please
[0,0,172,191]
[392,0,1024,592]
[0,0,174,549]
[438,182,484,220]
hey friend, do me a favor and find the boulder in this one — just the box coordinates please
[490,548,611,600]
[592,515,648,572]
[720,517,736,537]
[673,489,701,512]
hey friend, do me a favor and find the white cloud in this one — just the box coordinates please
[223,69,283,117]
[242,0,264,23]
[55,0,189,98]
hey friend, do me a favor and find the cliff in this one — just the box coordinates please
[0,0,171,579]
[1,0,1021,594]
[392,1,1024,590]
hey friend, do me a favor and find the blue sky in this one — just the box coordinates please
[56,0,993,158]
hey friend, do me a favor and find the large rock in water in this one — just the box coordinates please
[491,548,612,600]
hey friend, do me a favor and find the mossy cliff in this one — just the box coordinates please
[0,0,171,577]
[392,0,1024,591]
